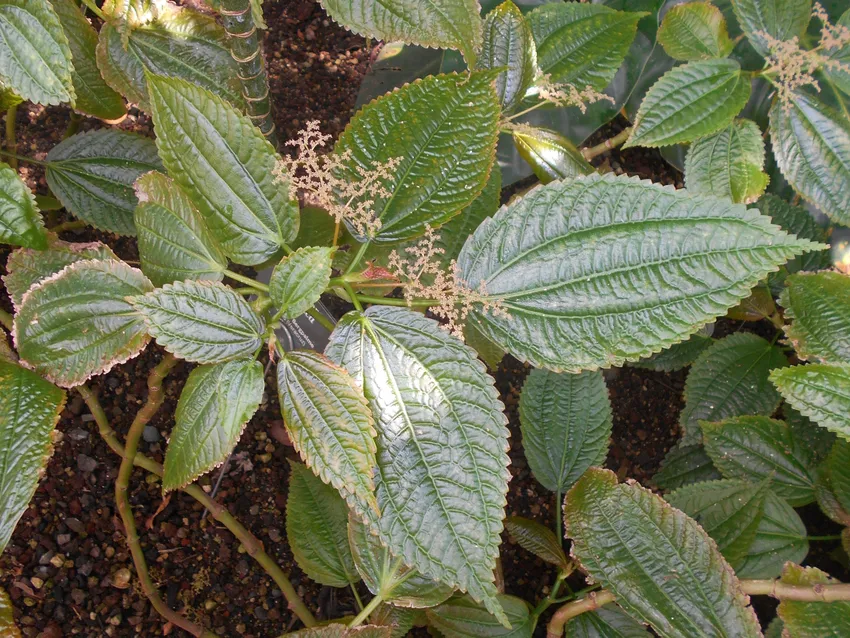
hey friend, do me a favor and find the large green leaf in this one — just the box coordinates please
[666,478,770,568]
[0,586,19,637]
[657,2,734,61]
[45,129,164,236]
[162,359,262,491]
[347,512,454,607]
[631,332,714,373]
[325,306,510,624]
[679,333,787,446]
[518,368,612,493]
[426,595,532,638]
[626,59,751,148]
[277,350,379,520]
[564,606,651,638]
[96,3,242,111]
[0,162,46,249]
[286,461,358,588]
[134,171,227,287]
[0,360,65,553]
[0,0,74,106]
[130,280,265,364]
[684,119,769,204]
[3,237,117,309]
[50,0,126,120]
[148,74,298,265]
[701,415,816,506]
[653,442,722,491]
[270,247,334,320]
[334,71,499,243]
[781,272,850,365]
[503,516,569,570]
[828,440,850,515]
[736,490,808,579]
[527,3,646,91]
[770,91,850,226]
[564,468,761,638]
[784,403,836,467]
[456,173,819,372]
[478,1,536,113]
[770,363,850,439]
[319,0,482,65]
[815,459,850,526]
[731,0,812,57]
[14,259,153,388]
[777,564,850,637]
[511,126,593,184]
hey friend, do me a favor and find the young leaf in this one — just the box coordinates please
[0,0,74,106]
[130,280,265,364]
[334,71,499,242]
[527,3,646,90]
[284,626,390,638]
[277,350,379,520]
[666,478,770,568]
[564,606,651,638]
[511,126,593,184]
[658,2,734,61]
[426,595,533,638]
[0,586,19,637]
[286,461,359,588]
[701,415,816,506]
[50,0,126,121]
[631,332,714,373]
[565,468,761,638]
[147,74,298,265]
[14,259,153,388]
[478,1,536,113]
[781,272,850,365]
[456,173,820,373]
[731,0,812,57]
[736,490,808,579]
[318,0,482,66]
[326,306,510,625]
[0,361,65,554]
[679,333,787,446]
[3,237,117,309]
[46,129,164,236]
[770,363,850,439]
[777,564,850,637]
[162,359,263,492]
[270,247,334,320]
[348,512,454,608]
[0,162,47,249]
[134,171,228,287]
[503,516,568,570]
[518,368,612,494]
[684,119,769,204]
[770,91,850,226]
[653,442,721,491]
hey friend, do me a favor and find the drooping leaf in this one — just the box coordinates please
[736,490,808,579]
[0,360,65,553]
[286,460,358,588]
[815,460,850,525]
[679,333,787,446]
[781,271,850,365]
[318,0,483,66]
[130,280,265,364]
[463,320,505,372]
[50,0,126,121]
[653,442,722,491]
[701,415,816,505]
[348,512,454,607]
[147,74,298,265]
[564,468,761,638]
[631,332,714,373]
[512,126,593,185]
[334,71,500,243]
[518,368,612,493]
[777,564,850,637]
[283,626,390,638]
[770,90,850,226]
[478,1,537,113]
[726,285,777,322]
[784,403,836,467]
[270,248,334,320]
[564,606,651,638]
[426,595,533,638]
[133,171,227,286]
[46,129,164,236]
[658,2,734,61]
[370,605,422,638]
[456,173,820,372]
[0,586,20,637]
[326,306,510,624]
[14,259,153,388]
[731,0,812,57]
[770,363,850,439]
[684,119,769,204]
[527,3,646,91]
[277,350,379,520]
[3,237,117,309]
[827,439,850,514]
[0,162,46,249]
[503,516,569,570]
[0,0,74,106]
[666,478,770,567]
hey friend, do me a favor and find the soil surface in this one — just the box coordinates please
[1,1,847,637]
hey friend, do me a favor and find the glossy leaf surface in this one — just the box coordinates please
[781,272,850,364]
[512,126,593,184]
[771,363,850,439]
[426,595,532,638]
[478,1,536,112]
[631,332,714,373]
[564,606,651,638]
[0,162,46,249]
[777,564,850,637]
[653,442,721,491]
[658,2,734,60]
[731,0,812,57]
[503,516,568,570]
[270,247,334,320]
[736,490,807,579]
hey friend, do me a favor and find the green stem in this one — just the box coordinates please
[581,127,633,161]
[343,281,363,312]
[0,150,46,167]
[344,241,372,276]
[48,220,87,233]
[307,307,336,332]
[354,294,437,308]
[350,584,364,612]
[0,308,12,331]
[64,111,82,139]
[804,534,844,541]
[348,594,384,628]
[555,491,562,547]
[224,269,269,292]
[504,99,549,123]
[4,105,18,169]
[79,0,107,20]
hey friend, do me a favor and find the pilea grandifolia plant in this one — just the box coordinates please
[1,0,850,636]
